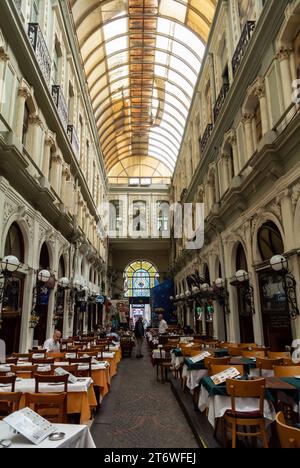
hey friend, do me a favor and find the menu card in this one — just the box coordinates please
[189,351,211,364]
[55,367,77,384]
[210,367,241,385]
[4,408,56,445]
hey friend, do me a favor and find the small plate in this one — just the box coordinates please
[48,432,65,442]
[294,376,300,379]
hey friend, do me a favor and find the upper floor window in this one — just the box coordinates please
[254,102,262,143]
[133,201,146,232]
[22,103,30,146]
[157,201,169,232]
[109,200,123,232]
[52,41,62,85]
[31,0,40,23]
[205,82,212,124]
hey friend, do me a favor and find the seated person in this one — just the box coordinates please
[183,325,194,336]
[44,330,62,353]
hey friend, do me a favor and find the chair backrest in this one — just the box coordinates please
[204,356,230,370]
[238,343,257,348]
[210,365,244,377]
[0,375,16,392]
[256,358,283,373]
[29,350,47,356]
[228,347,243,357]
[283,358,300,366]
[52,364,79,376]
[25,392,67,424]
[274,366,300,377]
[226,378,265,416]
[12,353,33,360]
[276,412,300,448]
[6,357,18,365]
[242,350,266,358]
[31,358,55,365]
[0,392,22,420]
[11,365,38,379]
[268,351,291,359]
[34,374,69,393]
[69,357,92,376]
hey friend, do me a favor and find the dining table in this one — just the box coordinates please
[0,421,96,448]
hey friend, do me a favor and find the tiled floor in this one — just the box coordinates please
[91,344,198,448]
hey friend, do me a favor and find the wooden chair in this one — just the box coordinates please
[238,343,257,348]
[276,412,300,448]
[224,378,268,448]
[25,393,68,423]
[0,375,17,392]
[12,353,33,361]
[52,364,79,376]
[34,374,69,393]
[11,365,38,379]
[242,350,266,358]
[283,358,300,366]
[210,365,244,377]
[204,356,230,371]
[274,366,300,377]
[29,349,47,356]
[157,348,173,383]
[6,357,18,365]
[268,351,291,359]
[228,347,243,357]
[68,357,92,377]
[31,358,55,365]
[0,393,22,420]
[256,358,283,376]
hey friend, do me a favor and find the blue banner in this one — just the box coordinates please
[150,278,177,325]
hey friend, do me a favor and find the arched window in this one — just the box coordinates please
[257,221,284,262]
[157,201,169,232]
[4,223,25,263]
[203,264,210,284]
[124,260,159,298]
[236,242,248,271]
[39,243,50,269]
[133,201,146,232]
[22,103,30,146]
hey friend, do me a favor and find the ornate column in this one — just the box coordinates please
[277,47,293,110]
[221,152,230,193]
[228,132,239,175]
[280,188,295,251]
[49,154,63,195]
[60,164,70,204]
[15,82,31,141]
[43,132,55,181]
[242,113,255,159]
[28,114,43,166]
[255,80,270,136]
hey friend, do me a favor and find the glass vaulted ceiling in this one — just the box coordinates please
[70,0,216,183]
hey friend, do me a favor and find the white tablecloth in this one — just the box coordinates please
[0,378,93,394]
[152,350,166,359]
[182,364,208,391]
[171,354,184,370]
[0,362,109,373]
[0,422,95,448]
[198,385,276,428]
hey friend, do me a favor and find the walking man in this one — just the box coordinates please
[134,317,145,359]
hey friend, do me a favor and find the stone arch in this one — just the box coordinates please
[1,214,30,265]
[252,213,285,263]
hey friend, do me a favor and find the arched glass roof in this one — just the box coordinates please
[70,0,217,182]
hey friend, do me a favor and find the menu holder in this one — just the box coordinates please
[210,367,241,386]
[4,408,57,445]
[55,367,78,384]
[32,353,45,359]
[189,351,211,364]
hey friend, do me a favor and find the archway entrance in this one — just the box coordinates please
[124,260,159,328]
[0,223,25,354]
[257,222,293,350]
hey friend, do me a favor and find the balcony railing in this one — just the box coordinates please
[213,83,230,122]
[28,23,51,85]
[52,85,68,130]
[67,124,80,160]
[200,124,214,154]
[232,21,256,77]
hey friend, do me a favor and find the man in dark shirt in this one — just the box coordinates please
[134,317,145,359]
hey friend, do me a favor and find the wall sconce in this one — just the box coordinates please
[0,256,21,329]
[214,278,230,315]
[270,255,299,319]
[234,269,255,315]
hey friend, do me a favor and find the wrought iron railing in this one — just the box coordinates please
[28,23,51,85]
[200,124,214,154]
[67,124,80,160]
[213,83,230,122]
[52,85,68,130]
[232,21,256,77]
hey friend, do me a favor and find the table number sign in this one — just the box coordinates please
[210,367,241,385]
[4,408,57,445]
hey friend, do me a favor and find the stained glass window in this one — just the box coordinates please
[124,260,159,298]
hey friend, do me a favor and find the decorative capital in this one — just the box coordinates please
[0,47,9,62]
[51,153,63,165]
[242,113,254,124]
[276,47,293,62]
[18,86,31,100]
